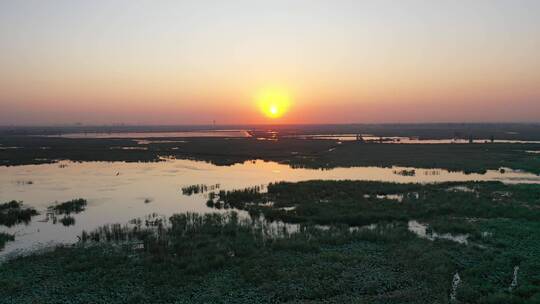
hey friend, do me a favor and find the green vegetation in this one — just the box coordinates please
[0,201,38,249]
[2,135,540,174]
[0,200,39,227]
[2,181,540,303]
[304,142,540,174]
[393,169,416,176]
[48,198,87,215]
[0,232,15,250]
[209,181,540,226]
[181,183,220,195]
[1,212,538,303]
[44,198,87,226]
[59,216,76,226]
[2,125,540,302]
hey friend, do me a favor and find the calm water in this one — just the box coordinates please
[37,131,540,144]
[1,159,539,258]
[288,134,540,144]
[44,130,251,139]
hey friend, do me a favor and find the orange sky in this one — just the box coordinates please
[1,1,539,125]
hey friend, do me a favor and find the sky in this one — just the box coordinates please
[1,0,539,125]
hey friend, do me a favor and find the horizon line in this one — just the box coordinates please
[1,121,540,128]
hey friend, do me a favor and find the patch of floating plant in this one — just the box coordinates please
[59,216,75,226]
[0,201,39,227]
[204,185,267,209]
[45,198,87,226]
[393,169,416,176]
[14,180,34,185]
[48,198,87,215]
[181,183,221,195]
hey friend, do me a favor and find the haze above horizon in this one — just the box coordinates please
[1,1,539,125]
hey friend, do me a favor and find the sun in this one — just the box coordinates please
[257,88,291,119]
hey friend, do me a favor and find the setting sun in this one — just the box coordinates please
[257,89,291,119]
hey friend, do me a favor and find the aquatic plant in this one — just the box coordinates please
[212,181,540,227]
[48,198,87,215]
[393,169,416,176]
[3,134,540,174]
[0,232,15,250]
[205,186,266,210]
[181,184,220,195]
[15,180,34,185]
[60,216,76,226]
[2,178,540,303]
[0,200,39,227]
[2,207,540,303]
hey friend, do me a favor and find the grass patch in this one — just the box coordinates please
[210,181,540,226]
[48,198,87,215]
[1,135,540,174]
[181,184,220,195]
[0,200,39,227]
[1,210,539,303]
[59,216,76,226]
[2,180,540,302]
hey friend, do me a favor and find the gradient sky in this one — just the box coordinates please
[1,0,539,125]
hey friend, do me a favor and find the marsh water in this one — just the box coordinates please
[1,158,540,258]
[288,134,540,144]
[41,130,540,144]
[44,130,251,139]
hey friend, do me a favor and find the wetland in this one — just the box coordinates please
[1,124,540,303]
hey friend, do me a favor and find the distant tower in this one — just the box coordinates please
[213,120,216,130]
